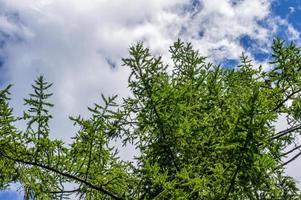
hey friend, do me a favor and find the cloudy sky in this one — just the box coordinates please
[1,0,301,199]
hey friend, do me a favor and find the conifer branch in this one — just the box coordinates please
[0,151,123,200]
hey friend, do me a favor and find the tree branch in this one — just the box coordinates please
[272,124,301,140]
[281,151,301,167]
[47,188,81,194]
[272,88,301,112]
[136,62,180,173]
[281,144,301,157]
[0,151,123,200]
[223,90,257,200]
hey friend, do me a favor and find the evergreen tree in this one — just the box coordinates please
[1,39,301,199]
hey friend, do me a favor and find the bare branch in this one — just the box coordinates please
[272,124,301,140]
[281,144,301,157]
[272,88,301,112]
[281,151,301,167]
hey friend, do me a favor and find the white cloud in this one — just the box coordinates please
[177,0,273,63]
[289,6,295,14]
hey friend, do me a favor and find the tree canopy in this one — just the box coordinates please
[1,39,301,199]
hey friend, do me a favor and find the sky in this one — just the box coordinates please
[0,0,301,199]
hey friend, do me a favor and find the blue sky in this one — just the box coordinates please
[0,191,21,200]
[0,0,301,199]
[272,0,301,29]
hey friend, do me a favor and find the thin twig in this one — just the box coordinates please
[281,144,301,157]
[47,188,81,194]
[272,88,301,112]
[272,124,301,140]
[281,151,301,167]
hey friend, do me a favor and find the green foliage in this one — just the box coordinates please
[1,39,301,199]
